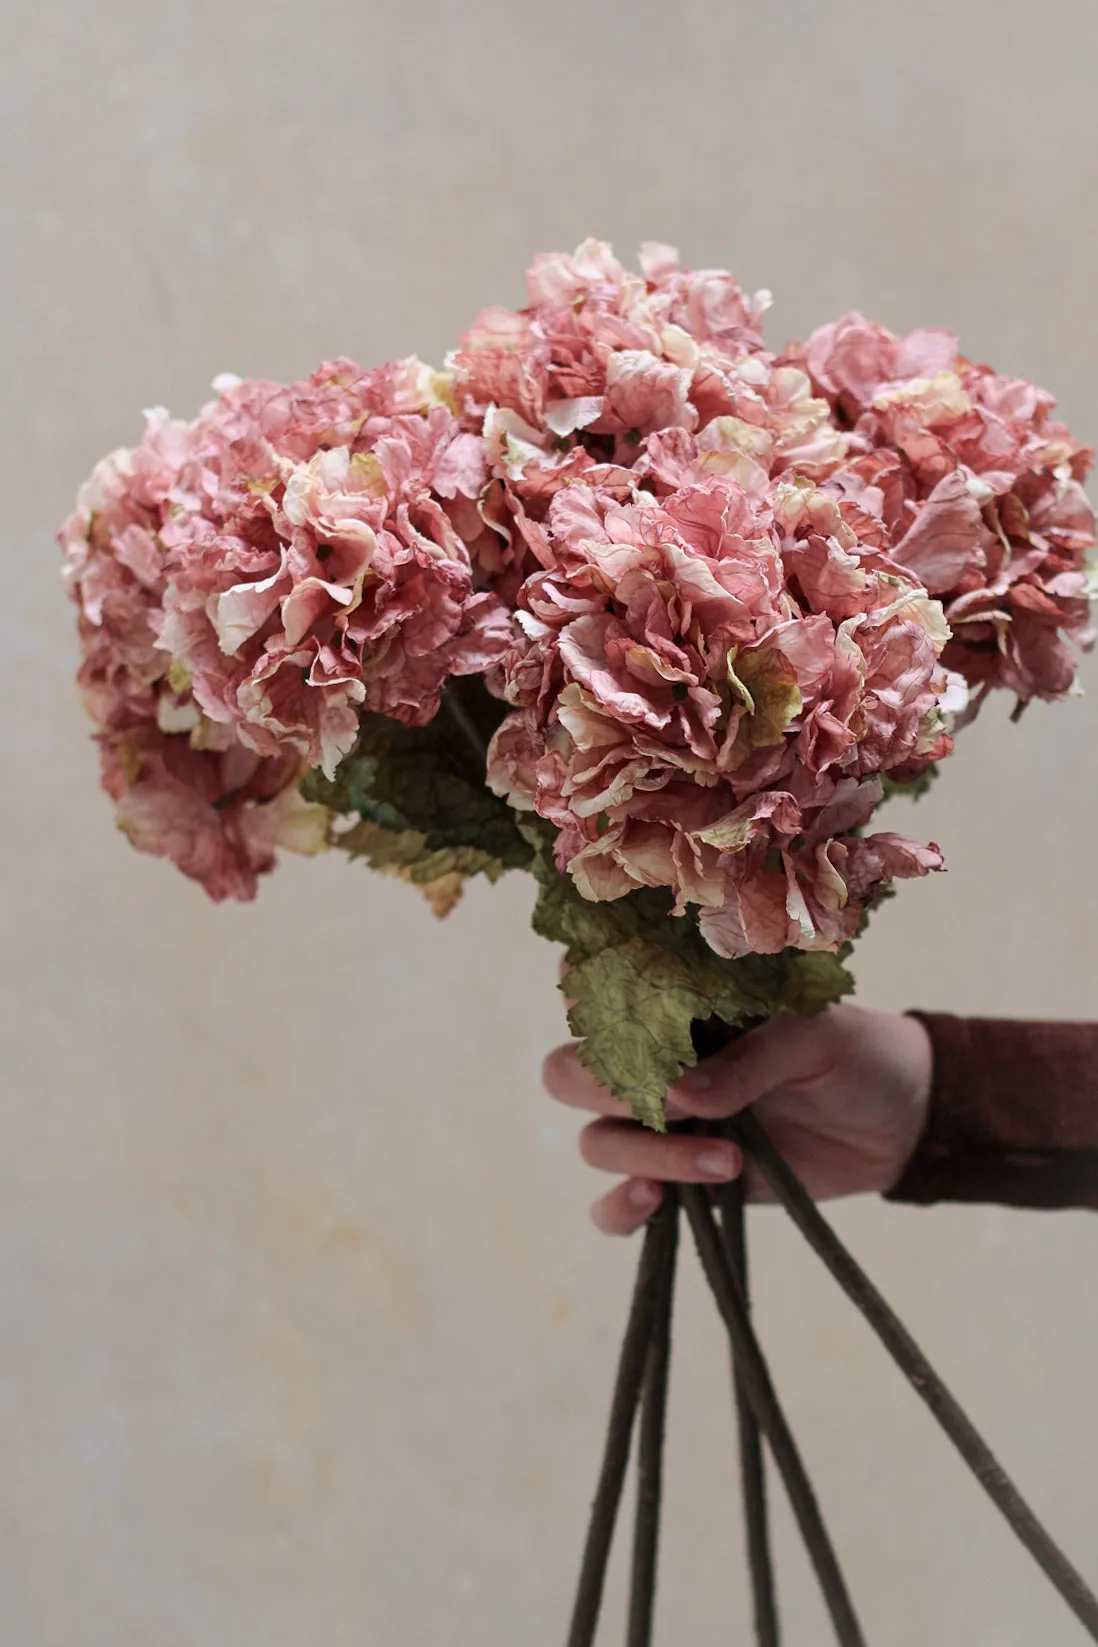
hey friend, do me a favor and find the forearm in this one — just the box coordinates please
[887,1014,1098,1210]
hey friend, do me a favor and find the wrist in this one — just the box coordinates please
[880,1013,933,1194]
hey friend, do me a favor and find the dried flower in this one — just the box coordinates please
[797,313,1096,709]
[487,471,954,957]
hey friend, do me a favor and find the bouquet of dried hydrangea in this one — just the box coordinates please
[61,243,1098,1645]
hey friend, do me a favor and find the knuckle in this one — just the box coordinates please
[591,1190,625,1235]
[710,1064,746,1110]
[578,1120,607,1166]
[541,1044,575,1098]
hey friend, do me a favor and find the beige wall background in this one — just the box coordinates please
[3,2,1097,1642]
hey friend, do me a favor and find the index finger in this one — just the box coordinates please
[542,1042,637,1119]
[669,1012,832,1118]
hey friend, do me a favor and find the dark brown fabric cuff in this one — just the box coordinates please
[886,1013,1098,1211]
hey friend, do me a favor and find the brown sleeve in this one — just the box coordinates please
[886,1014,1098,1210]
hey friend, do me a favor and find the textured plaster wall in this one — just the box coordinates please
[2,3,1097,1643]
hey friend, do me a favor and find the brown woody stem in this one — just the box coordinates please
[728,1108,1098,1643]
[682,1185,866,1647]
[626,1186,679,1647]
[565,1196,676,1647]
[718,1167,781,1646]
[442,679,489,764]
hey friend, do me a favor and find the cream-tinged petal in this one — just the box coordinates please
[544,397,603,437]
[214,565,287,656]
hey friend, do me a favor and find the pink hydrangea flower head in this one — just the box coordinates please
[798,315,1097,708]
[453,240,773,448]
[60,429,328,900]
[487,470,956,957]
[60,357,513,896]
[458,245,851,602]
[151,389,508,778]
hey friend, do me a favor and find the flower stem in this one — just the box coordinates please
[682,1185,866,1647]
[566,1196,676,1647]
[729,1108,1098,1642]
[718,1167,781,1647]
[442,680,489,766]
[627,1186,679,1647]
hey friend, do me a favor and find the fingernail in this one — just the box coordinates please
[678,1066,712,1092]
[629,1181,661,1211]
[696,1145,738,1180]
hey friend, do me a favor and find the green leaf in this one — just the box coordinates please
[725,947,855,1019]
[522,822,853,1126]
[565,930,854,1128]
[302,682,532,884]
[339,818,501,882]
[337,818,505,916]
[528,838,677,962]
[567,939,722,1129]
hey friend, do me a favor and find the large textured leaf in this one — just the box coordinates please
[524,820,853,1126]
[566,932,853,1128]
[728,947,855,1019]
[527,826,676,962]
[567,939,723,1128]
[337,818,506,915]
[302,682,532,890]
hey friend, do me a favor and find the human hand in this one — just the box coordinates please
[542,1005,933,1235]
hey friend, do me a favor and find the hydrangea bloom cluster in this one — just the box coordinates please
[61,241,1094,954]
[61,358,510,898]
[453,240,849,602]
[454,238,774,445]
[795,313,1096,707]
[485,472,954,957]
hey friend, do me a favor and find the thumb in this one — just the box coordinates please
[671,1013,832,1120]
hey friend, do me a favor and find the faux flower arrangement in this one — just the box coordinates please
[60,243,1098,1644]
[62,240,1094,1123]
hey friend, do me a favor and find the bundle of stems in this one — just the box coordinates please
[564,1065,1098,1646]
